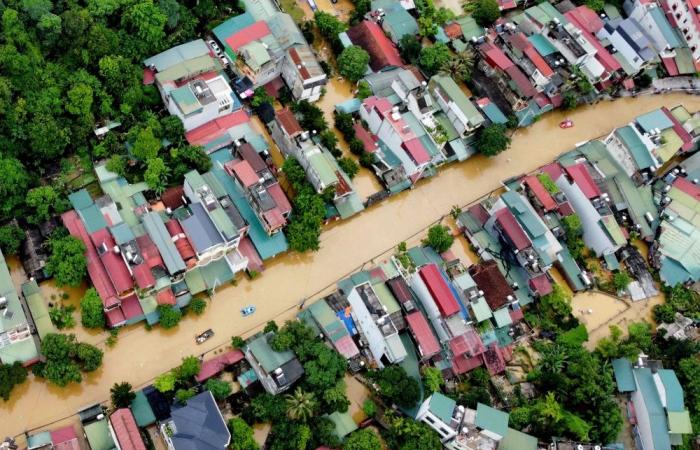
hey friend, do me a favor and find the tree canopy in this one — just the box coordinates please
[0,362,28,401]
[423,224,454,253]
[368,366,421,408]
[46,234,87,287]
[418,43,451,76]
[473,0,501,26]
[80,288,106,329]
[35,333,103,387]
[476,124,511,156]
[110,382,135,408]
[337,46,370,82]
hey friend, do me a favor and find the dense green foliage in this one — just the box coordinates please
[283,158,325,252]
[49,304,76,329]
[187,297,207,315]
[157,304,182,329]
[344,429,382,450]
[419,43,451,76]
[383,414,442,450]
[654,284,700,323]
[34,333,103,386]
[0,362,28,401]
[206,378,232,400]
[399,35,422,64]
[80,288,106,329]
[229,418,260,450]
[422,366,444,393]
[561,214,584,260]
[476,124,511,156]
[26,186,68,225]
[250,86,273,108]
[0,224,25,255]
[110,381,135,408]
[46,234,87,287]
[338,157,359,179]
[473,0,501,25]
[337,45,370,83]
[612,271,632,291]
[422,224,454,253]
[367,366,421,409]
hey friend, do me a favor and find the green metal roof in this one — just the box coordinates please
[80,204,108,233]
[144,39,210,72]
[430,74,485,128]
[84,419,117,450]
[475,403,509,437]
[603,252,620,271]
[612,358,636,392]
[246,333,295,372]
[200,258,234,290]
[131,390,156,427]
[335,192,364,220]
[382,4,418,41]
[0,250,39,364]
[155,55,220,84]
[502,191,547,238]
[613,51,637,76]
[528,34,557,56]
[603,3,621,19]
[470,296,493,322]
[326,411,358,439]
[492,307,513,328]
[658,369,685,412]
[69,189,93,210]
[372,281,400,314]
[557,248,585,291]
[434,113,460,142]
[212,13,256,45]
[600,215,627,246]
[675,47,695,75]
[22,280,55,339]
[242,0,278,20]
[499,428,538,450]
[635,367,673,449]
[139,295,158,316]
[171,85,201,115]
[636,109,674,133]
[308,150,340,188]
[667,410,693,434]
[428,393,457,424]
[240,40,271,70]
[457,16,484,41]
[658,128,683,163]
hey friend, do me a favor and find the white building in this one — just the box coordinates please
[665,0,700,61]
[165,76,236,132]
[280,45,327,102]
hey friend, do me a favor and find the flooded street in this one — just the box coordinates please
[3,94,699,438]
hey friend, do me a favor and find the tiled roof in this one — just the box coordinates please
[226,20,271,51]
[90,228,134,295]
[347,21,403,71]
[276,107,302,136]
[268,183,292,216]
[402,137,431,165]
[528,273,552,295]
[523,175,557,211]
[405,311,440,359]
[504,65,537,97]
[109,408,146,450]
[443,22,463,39]
[229,159,260,188]
[51,426,80,450]
[196,350,245,382]
[164,220,196,264]
[469,260,514,310]
[419,264,461,317]
[353,123,379,152]
[479,42,513,70]
[185,110,249,146]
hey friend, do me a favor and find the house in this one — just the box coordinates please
[80,405,117,450]
[346,21,403,71]
[428,74,486,138]
[301,299,360,360]
[478,41,538,112]
[51,425,80,450]
[625,0,685,57]
[545,20,606,83]
[196,349,245,383]
[663,0,700,62]
[415,393,461,442]
[500,31,557,92]
[163,391,231,450]
[280,44,327,101]
[599,18,658,76]
[269,108,364,219]
[469,261,516,312]
[405,311,441,361]
[244,332,304,394]
[612,356,693,449]
[144,40,240,132]
[378,3,419,44]
[360,96,436,183]
[0,250,39,365]
[109,409,146,450]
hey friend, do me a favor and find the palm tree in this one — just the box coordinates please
[440,50,475,82]
[285,388,316,421]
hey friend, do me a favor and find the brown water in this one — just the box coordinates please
[436,0,466,15]
[3,94,699,437]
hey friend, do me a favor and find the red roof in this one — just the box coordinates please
[479,42,514,71]
[405,311,440,359]
[133,264,155,289]
[347,21,403,71]
[452,354,483,374]
[105,307,126,328]
[237,143,267,175]
[51,425,80,450]
[528,274,553,296]
[558,201,575,216]
[444,22,463,39]
[468,203,491,226]
[110,409,146,450]
[136,234,164,269]
[499,0,517,9]
[524,47,554,77]
[565,162,601,199]
[276,107,303,137]
[353,123,379,153]
[504,65,537,97]
[495,208,531,251]
[564,11,621,73]
[673,177,700,201]
[449,328,485,358]
[510,307,524,323]
[262,208,286,231]
[120,294,144,320]
[165,220,196,263]
[334,334,360,359]
[469,260,514,311]
[622,78,635,90]
[402,138,431,165]
[566,6,604,33]
[143,68,155,85]
[61,211,119,309]
[540,163,564,181]
[161,186,186,210]
[238,236,263,272]
[226,21,271,51]
[662,56,679,76]
[195,349,245,382]
[419,264,461,317]
[268,183,292,216]
[229,159,260,188]
[483,344,506,375]
[524,175,557,211]
[662,107,694,151]
[386,276,414,305]
[90,228,134,295]
[185,110,249,146]
[156,288,176,305]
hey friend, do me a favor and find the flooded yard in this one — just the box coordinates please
[2,94,699,438]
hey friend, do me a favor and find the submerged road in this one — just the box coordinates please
[3,94,700,437]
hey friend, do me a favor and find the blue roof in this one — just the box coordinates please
[180,203,224,254]
[658,369,685,412]
[381,3,418,42]
[635,367,672,450]
[636,109,674,133]
[616,126,656,170]
[612,358,636,392]
[212,12,256,42]
[335,98,362,114]
[480,102,508,124]
[528,34,557,56]
[648,8,683,49]
[659,257,694,286]
[336,310,357,335]
[209,149,288,259]
[501,191,547,238]
[69,189,93,210]
[79,204,108,234]
[171,391,231,450]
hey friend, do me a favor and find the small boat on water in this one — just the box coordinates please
[560,118,574,129]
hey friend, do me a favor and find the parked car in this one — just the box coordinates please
[208,40,221,54]
[241,305,256,317]
[196,329,214,344]
[220,55,230,67]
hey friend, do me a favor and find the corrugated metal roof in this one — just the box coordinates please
[144,39,210,72]
[405,311,440,358]
[142,212,186,275]
[475,403,509,437]
[499,428,538,450]
[428,393,457,424]
[419,264,461,317]
[429,74,485,128]
[612,358,636,392]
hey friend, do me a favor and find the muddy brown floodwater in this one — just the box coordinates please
[3,94,699,439]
